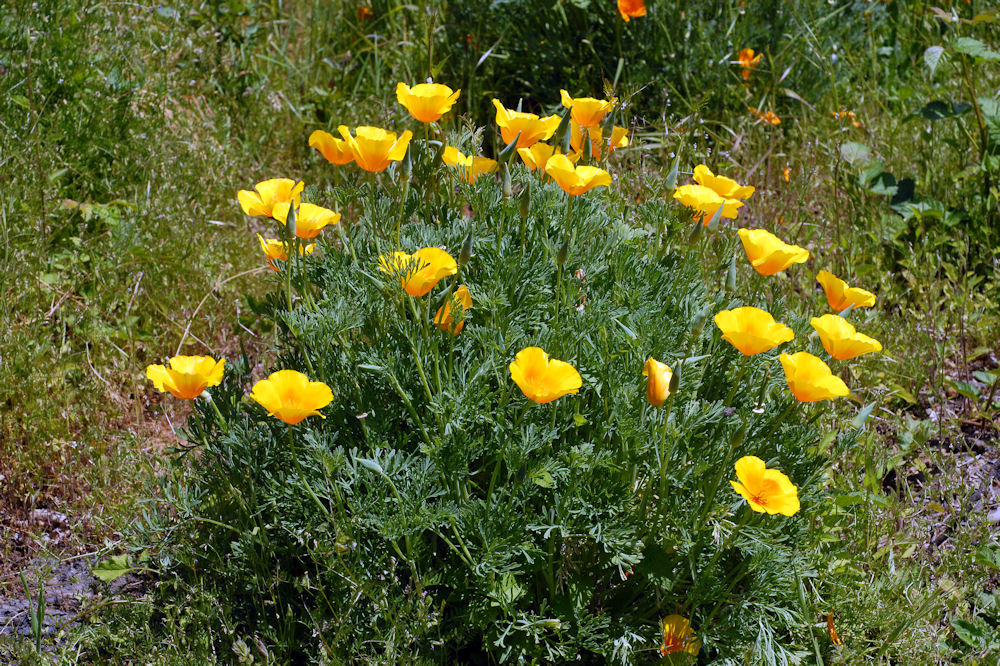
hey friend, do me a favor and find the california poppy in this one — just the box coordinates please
[146,355,225,400]
[673,184,744,225]
[730,455,800,516]
[569,123,629,160]
[396,82,461,123]
[337,125,413,172]
[250,369,333,425]
[810,314,883,361]
[660,614,700,656]
[737,228,809,276]
[544,153,612,196]
[559,90,616,128]
[272,202,341,239]
[779,352,850,402]
[816,270,876,311]
[257,234,316,271]
[693,164,754,199]
[434,285,472,335]
[517,143,576,172]
[738,48,763,80]
[441,147,497,184]
[509,346,582,404]
[309,130,355,166]
[642,357,673,407]
[379,247,458,298]
[492,99,561,148]
[238,179,303,218]
[714,306,795,356]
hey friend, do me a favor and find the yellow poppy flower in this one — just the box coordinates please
[693,164,754,199]
[816,270,876,311]
[544,153,612,196]
[250,369,333,425]
[642,357,673,407]
[738,48,763,80]
[672,184,743,225]
[395,82,461,123]
[434,285,472,335]
[272,202,341,239]
[714,306,795,356]
[730,455,800,516]
[146,355,225,400]
[737,228,810,276]
[618,0,647,22]
[559,90,617,129]
[509,346,582,404]
[337,125,413,173]
[378,247,458,298]
[492,99,561,148]
[237,179,304,218]
[308,130,355,166]
[810,314,883,361]
[749,107,781,125]
[517,143,578,171]
[660,615,700,656]
[441,147,497,184]
[779,352,850,402]
[257,234,316,271]
[569,123,629,160]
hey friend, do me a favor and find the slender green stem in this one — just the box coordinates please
[288,425,333,521]
[724,355,750,407]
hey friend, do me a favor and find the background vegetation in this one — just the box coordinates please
[1,0,999,663]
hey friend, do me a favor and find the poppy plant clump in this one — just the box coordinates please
[714,306,795,356]
[737,227,810,276]
[146,355,226,400]
[730,455,800,516]
[810,314,883,361]
[509,346,582,404]
[379,247,458,297]
[395,81,461,123]
[250,370,333,425]
[780,352,850,402]
[237,178,304,218]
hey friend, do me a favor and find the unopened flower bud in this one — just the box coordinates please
[556,238,569,266]
[519,180,531,220]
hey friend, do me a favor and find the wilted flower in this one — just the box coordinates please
[816,270,876,311]
[642,357,673,407]
[250,369,333,425]
[492,99,561,148]
[146,355,225,400]
[693,164,755,199]
[779,352,850,402]
[308,130,355,166]
[509,346,582,404]
[673,184,743,225]
[272,202,341,239]
[395,82,461,123]
[257,234,316,271]
[618,0,647,22]
[517,143,576,171]
[738,47,763,80]
[337,125,413,172]
[441,147,497,184]
[737,228,809,276]
[379,247,458,297]
[544,153,612,195]
[749,107,781,125]
[434,285,472,335]
[714,306,795,356]
[238,179,303,218]
[730,455,800,516]
[559,90,616,128]
[810,314,883,360]
[660,615,700,656]
[570,123,629,159]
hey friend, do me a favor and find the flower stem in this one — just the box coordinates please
[724,354,750,407]
[287,425,332,521]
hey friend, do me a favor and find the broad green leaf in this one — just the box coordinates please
[919,100,972,120]
[93,554,133,582]
[954,37,1000,61]
[946,378,981,400]
[529,467,555,489]
[839,141,872,167]
[923,45,944,75]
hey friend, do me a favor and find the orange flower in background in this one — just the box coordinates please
[396,82,461,123]
[672,184,743,225]
[738,47,763,80]
[434,285,472,335]
[714,306,795,356]
[618,0,646,22]
[816,270,876,311]
[509,346,582,404]
[660,615,700,656]
[730,455,800,516]
[749,107,781,125]
[693,164,755,199]
[570,123,629,159]
[783,165,791,182]
[257,234,316,271]
[737,228,809,276]
[780,352,850,402]
[441,147,497,184]
[810,314,883,361]
[308,130,355,166]
[272,202,341,239]
[642,357,673,407]
[559,90,617,128]
[357,5,373,21]
[146,355,225,400]
[492,99,561,148]
[250,370,333,425]
[378,247,458,297]
[517,143,577,171]
[337,125,413,172]
[237,179,303,218]
[544,153,612,195]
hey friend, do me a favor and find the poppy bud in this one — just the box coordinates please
[556,238,569,265]
[663,155,680,192]
[285,203,297,238]
[552,107,572,148]
[668,366,680,394]
[459,226,474,268]
[689,304,710,338]
[519,180,532,220]
[399,144,412,181]
[688,221,703,245]
[497,131,522,164]
[726,253,738,292]
[706,203,724,231]
[501,164,513,198]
